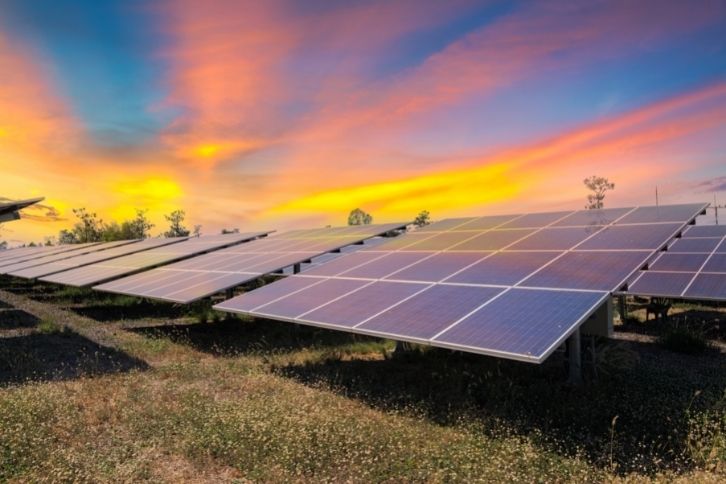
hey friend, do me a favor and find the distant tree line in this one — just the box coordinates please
[56,208,199,244]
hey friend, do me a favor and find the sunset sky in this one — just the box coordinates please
[1,0,725,244]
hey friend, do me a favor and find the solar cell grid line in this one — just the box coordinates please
[3,239,138,276]
[91,223,407,303]
[42,231,268,287]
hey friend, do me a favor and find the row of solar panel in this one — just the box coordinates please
[0,203,713,364]
[213,203,709,363]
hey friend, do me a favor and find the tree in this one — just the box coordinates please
[193,224,202,237]
[584,176,615,209]
[0,240,6,250]
[413,210,431,227]
[348,208,373,225]
[59,208,104,243]
[125,209,154,239]
[164,210,190,237]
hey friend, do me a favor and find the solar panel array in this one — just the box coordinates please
[93,223,406,303]
[41,232,269,287]
[1,240,137,276]
[7,238,183,279]
[627,224,726,300]
[0,243,101,269]
[215,204,707,363]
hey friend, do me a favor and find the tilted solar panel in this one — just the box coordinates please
[216,203,707,363]
[7,238,185,279]
[3,240,137,276]
[92,223,406,302]
[40,232,269,287]
[0,243,101,268]
[626,222,726,301]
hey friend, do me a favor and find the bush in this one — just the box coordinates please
[658,323,710,354]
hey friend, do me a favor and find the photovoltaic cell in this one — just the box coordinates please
[508,226,602,251]
[450,229,535,251]
[649,253,710,272]
[520,251,648,291]
[256,278,368,318]
[386,252,487,282]
[552,207,633,227]
[415,217,475,232]
[498,211,573,229]
[684,225,726,238]
[703,254,726,273]
[433,289,607,360]
[301,281,428,328]
[446,251,561,286]
[684,274,726,300]
[455,215,520,230]
[400,231,480,251]
[577,223,682,250]
[615,203,707,224]
[628,272,693,297]
[668,238,721,253]
[339,252,431,279]
[358,285,505,340]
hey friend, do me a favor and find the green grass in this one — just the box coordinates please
[0,280,723,481]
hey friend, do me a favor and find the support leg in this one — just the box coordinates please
[293,263,301,274]
[567,329,582,385]
[618,296,628,324]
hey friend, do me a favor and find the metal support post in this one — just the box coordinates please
[567,328,582,384]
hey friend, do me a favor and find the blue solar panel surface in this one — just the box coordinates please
[627,222,726,300]
[217,203,707,362]
[92,223,406,302]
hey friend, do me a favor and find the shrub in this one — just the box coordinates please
[658,323,710,354]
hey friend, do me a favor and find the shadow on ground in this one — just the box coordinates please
[0,329,149,386]
[276,334,726,475]
[0,309,42,330]
[128,317,377,356]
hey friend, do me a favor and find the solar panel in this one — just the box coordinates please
[3,240,137,276]
[0,243,101,268]
[92,223,406,302]
[624,222,726,300]
[216,203,707,363]
[10,237,187,279]
[40,232,268,287]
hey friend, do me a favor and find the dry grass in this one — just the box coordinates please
[0,277,723,482]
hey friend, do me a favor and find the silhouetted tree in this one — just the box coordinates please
[584,176,615,209]
[413,210,431,227]
[164,210,190,237]
[348,208,373,225]
[193,224,202,237]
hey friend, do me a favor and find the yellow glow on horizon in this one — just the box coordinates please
[115,177,183,200]
[270,163,527,219]
[0,127,8,138]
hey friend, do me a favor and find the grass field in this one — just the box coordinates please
[0,275,723,482]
